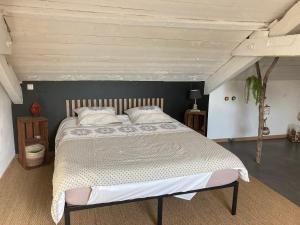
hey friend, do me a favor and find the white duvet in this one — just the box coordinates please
[52,116,249,223]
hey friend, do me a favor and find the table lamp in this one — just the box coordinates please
[189,89,202,112]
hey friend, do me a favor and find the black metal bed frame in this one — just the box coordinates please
[64,180,239,225]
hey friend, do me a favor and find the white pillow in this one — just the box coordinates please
[78,113,121,126]
[131,112,174,124]
[125,106,162,118]
[74,107,115,116]
[75,107,119,126]
[125,106,173,124]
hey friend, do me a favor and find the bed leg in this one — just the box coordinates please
[231,181,239,215]
[157,197,163,225]
[64,204,71,225]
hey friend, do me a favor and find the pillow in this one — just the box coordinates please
[78,113,121,126]
[74,107,115,116]
[125,106,162,118]
[131,112,174,124]
[75,107,119,126]
[125,106,173,124]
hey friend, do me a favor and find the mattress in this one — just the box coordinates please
[65,169,238,205]
[52,116,249,223]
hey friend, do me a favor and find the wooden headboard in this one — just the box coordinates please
[65,98,164,117]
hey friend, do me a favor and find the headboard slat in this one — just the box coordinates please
[66,100,70,117]
[71,100,76,117]
[65,97,165,117]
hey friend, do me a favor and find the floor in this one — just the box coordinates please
[222,139,300,206]
[0,160,299,225]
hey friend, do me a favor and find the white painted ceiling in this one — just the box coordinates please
[0,0,298,81]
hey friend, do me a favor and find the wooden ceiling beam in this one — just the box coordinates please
[0,55,23,104]
[0,17,11,54]
[0,16,22,104]
[205,1,300,94]
[204,31,267,94]
[232,34,300,57]
[269,1,300,36]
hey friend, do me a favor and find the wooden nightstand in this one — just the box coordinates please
[184,110,207,136]
[17,117,49,169]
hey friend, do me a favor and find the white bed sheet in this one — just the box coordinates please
[88,172,212,205]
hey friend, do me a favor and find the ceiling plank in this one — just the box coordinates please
[11,43,232,58]
[269,1,300,36]
[10,33,239,51]
[233,34,300,57]
[17,72,209,82]
[0,0,295,23]
[0,5,267,30]
[0,17,11,54]
[0,55,23,104]
[5,16,252,42]
[7,55,227,64]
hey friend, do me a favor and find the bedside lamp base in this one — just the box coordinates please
[191,100,200,112]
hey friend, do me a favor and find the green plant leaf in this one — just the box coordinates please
[244,75,262,105]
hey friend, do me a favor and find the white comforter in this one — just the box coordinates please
[52,117,249,223]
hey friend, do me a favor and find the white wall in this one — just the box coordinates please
[0,84,15,177]
[207,80,300,139]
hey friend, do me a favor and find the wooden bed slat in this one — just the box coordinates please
[77,100,81,109]
[66,100,70,117]
[114,99,117,113]
[71,100,76,116]
[152,98,155,106]
[133,98,136,107]
[66,97,164,116]
[123,98,127,111]
[118,99,122,115]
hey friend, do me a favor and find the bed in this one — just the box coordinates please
[52,98,249,225]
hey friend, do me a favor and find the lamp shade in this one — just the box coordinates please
[189,89,202,99]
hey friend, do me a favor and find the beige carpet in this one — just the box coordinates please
[0,159,299,225]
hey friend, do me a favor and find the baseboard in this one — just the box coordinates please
[214,134,287,143]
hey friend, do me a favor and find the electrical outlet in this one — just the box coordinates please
[27,84,34,90]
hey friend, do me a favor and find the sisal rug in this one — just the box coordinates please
[0,159,299,225]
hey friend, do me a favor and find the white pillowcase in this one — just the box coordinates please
[125,106,161,117]
[79,113,121,126]
[74,107,115,116]
[75,107,120,126]
[125,106,173,124]
[131,112,174,124]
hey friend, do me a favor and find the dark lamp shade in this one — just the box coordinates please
[189,89,202,99]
